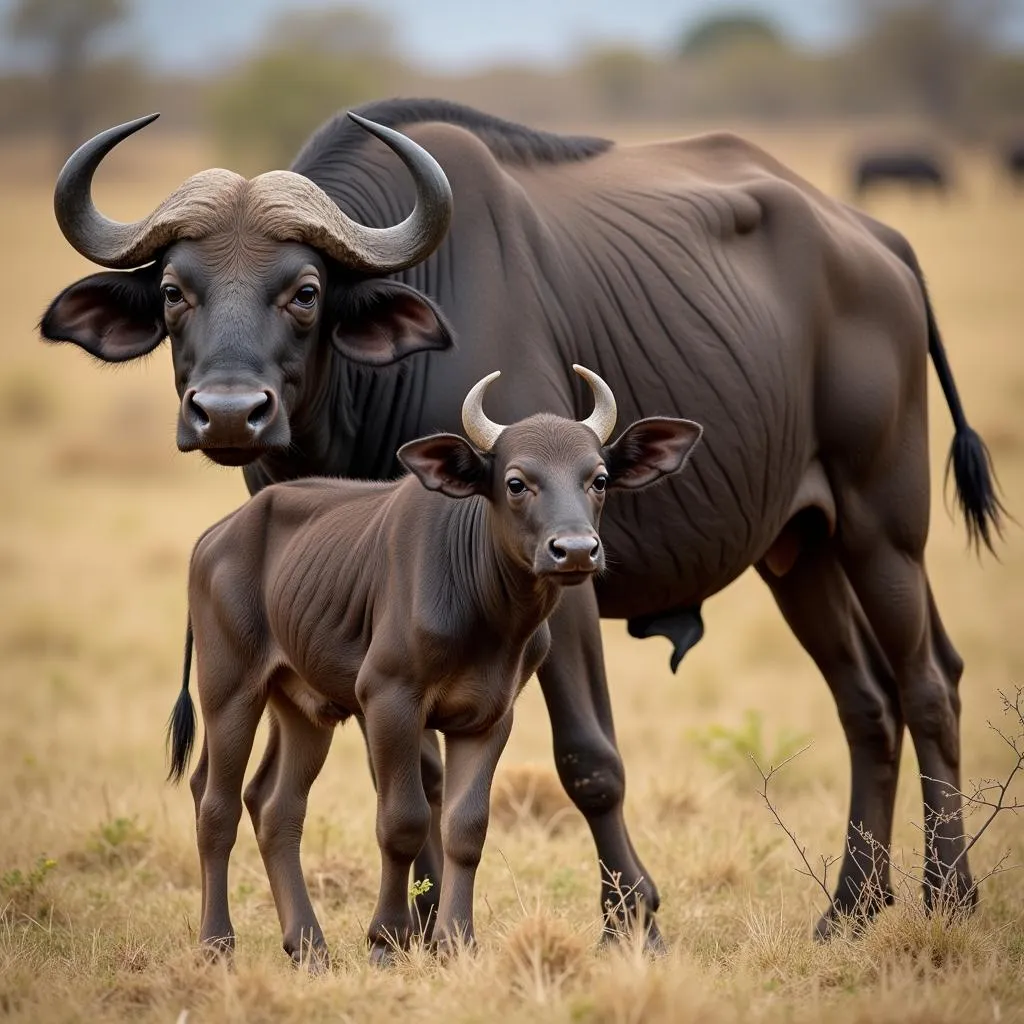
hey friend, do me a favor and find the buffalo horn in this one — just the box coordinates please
[53,112,454,274]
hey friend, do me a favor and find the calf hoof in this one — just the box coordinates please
[368,940,402,968]
[288,941,332,975]
[431,930,476,962]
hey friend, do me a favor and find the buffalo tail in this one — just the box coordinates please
[167,613,197,784]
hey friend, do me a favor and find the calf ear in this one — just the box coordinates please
[330,280,454,366]
[604,417,703,491]
[397,433,489,499]
[39,266,166,363]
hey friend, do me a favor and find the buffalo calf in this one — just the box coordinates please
[167,364,701,965]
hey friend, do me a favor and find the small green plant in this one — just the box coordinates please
[84,814,150,867]
[1,855,57,915]
[688,709,811,774]
[409,877,434,901]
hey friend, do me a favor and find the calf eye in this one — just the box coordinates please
[291,285,319,308]
[507,478,527,496]
[592,474,608,493]
[162,284,183,306]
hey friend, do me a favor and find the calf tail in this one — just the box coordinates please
[919,276,1007,554]
[167,613,197,784]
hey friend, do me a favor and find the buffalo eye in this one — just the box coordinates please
[591,474,608,493]
[162,283,184,306]
[291,284,319,309]
[506,477,527,496]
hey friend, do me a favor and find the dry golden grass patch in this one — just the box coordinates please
[0,125,1022,1022]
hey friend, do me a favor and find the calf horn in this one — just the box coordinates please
[461,364,618,452]
[53,112,453,273]
[573,363,617,443]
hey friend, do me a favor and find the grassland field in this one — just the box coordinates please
[0,122,1022,1023]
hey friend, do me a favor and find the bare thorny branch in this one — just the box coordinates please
[750,743,839,909]
[753,687,1024,921]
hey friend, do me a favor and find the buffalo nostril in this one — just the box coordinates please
[185,389,210,428]
[548,538,567,562]
[247,391,276,428]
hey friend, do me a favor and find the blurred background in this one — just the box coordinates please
[1,6,1024,1016]
[1,0,1023,171]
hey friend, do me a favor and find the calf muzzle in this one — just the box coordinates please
[538,532,603,579]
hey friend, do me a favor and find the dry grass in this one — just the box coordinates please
[0,123,1022,1023]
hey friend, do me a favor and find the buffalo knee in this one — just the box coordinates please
[378,797,432,863]
[555,739,625,816]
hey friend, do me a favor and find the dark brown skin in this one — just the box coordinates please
[43,100,1004,945]
[169,405,702,964]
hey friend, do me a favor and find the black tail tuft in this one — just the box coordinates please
[945,426,1007,556]
[166,615,196,784]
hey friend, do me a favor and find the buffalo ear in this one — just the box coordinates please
[330,280,454,366]
[604,417,703,491]
[397,433,489,499]
[39,266,166,363]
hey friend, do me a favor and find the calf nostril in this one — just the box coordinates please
[589,539,601,559]
[548,538,567,562]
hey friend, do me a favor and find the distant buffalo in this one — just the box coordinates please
[852,149,951,198]
[1004,140,1024,186]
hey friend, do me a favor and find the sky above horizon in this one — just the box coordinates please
[1,0,1022,74]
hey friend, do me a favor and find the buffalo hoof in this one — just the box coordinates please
[600,915,668,957]
[923,870,978,919]
[198,934,236,965]
[431,931,477,962]
[813,888,895,942]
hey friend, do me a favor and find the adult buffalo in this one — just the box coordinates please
[41,99,1003,946]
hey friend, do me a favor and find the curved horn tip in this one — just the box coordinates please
[572,364,618,444]
[461,370,505,452]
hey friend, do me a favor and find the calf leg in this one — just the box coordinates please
[360,681,432,964]
[433,713,515,950]
[243,694,333,965]
[355,716,444,935]
[191,674,265,954]
[756,542,904,938]
[538,584,662,949]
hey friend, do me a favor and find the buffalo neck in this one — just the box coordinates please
[431,493,563,646]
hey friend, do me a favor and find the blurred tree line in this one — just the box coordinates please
[2,0,1023,169]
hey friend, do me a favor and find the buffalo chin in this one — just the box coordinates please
[194,446,265,468]
[541,570,597,587]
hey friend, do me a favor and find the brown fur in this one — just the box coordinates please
[171,407,701,963]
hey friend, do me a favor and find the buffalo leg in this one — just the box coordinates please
[433,713,514,950]
[756,540,903,938]
[537,584,663,949]
[191,672,265,955]
[360,681,432,964]
[355,716,444,935]
[834,454,973,913]
[244,694,334,966]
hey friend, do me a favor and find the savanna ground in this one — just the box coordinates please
[0,122,1022,1024]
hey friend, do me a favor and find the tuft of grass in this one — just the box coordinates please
[490,764,579,835]
[688,709,811,776]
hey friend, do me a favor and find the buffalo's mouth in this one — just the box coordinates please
[177,443,269,468]
[540,568,598,587]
